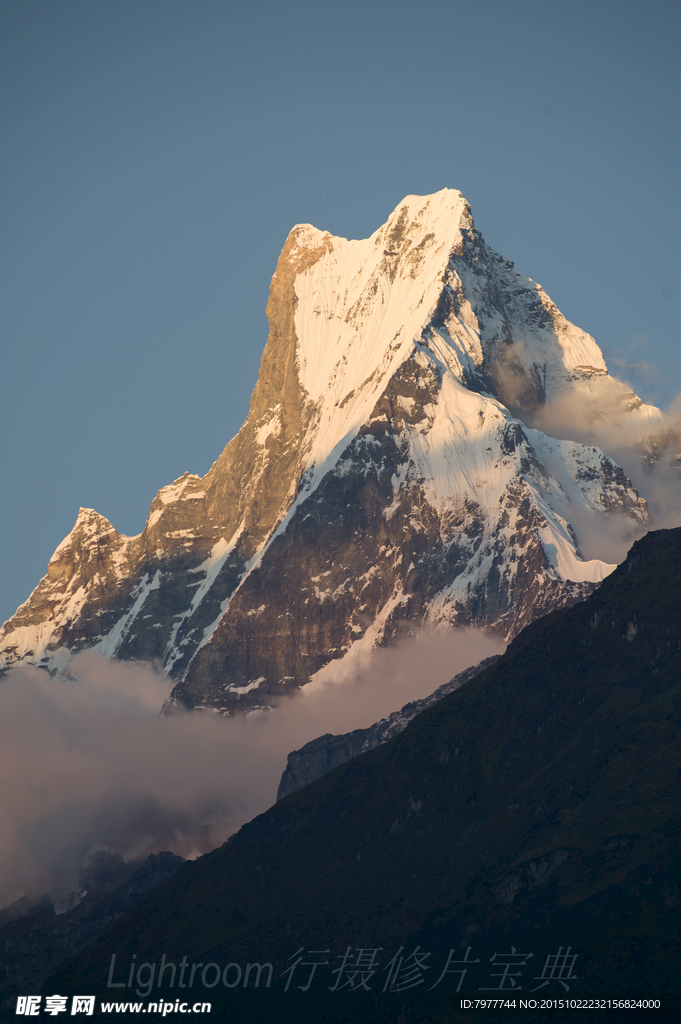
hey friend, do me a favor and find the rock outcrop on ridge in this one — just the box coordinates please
[276,655,500,800]
[0,190,656,713]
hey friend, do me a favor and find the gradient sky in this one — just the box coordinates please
[2,0,679,627]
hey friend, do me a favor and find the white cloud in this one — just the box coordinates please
[0,628,503,909]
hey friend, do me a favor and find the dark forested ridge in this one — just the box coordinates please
[43,529,681,1023]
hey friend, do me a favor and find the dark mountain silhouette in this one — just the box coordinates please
[43,528,681,1023]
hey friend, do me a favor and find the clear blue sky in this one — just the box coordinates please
[1,0,679,626]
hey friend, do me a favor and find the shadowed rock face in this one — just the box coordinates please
[42,529,681,1022]
[1,190,651,714]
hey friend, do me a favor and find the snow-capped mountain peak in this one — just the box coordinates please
[1,190,656,711]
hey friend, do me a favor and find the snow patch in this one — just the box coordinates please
[227,678,265,694]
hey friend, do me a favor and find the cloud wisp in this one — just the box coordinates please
[533,378,681,533]
[488,343,681,563]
